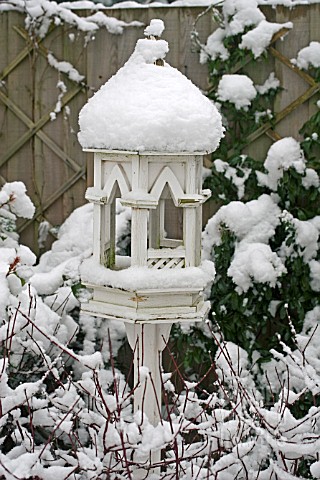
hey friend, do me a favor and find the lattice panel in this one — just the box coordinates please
[0,18,88,252]
[147,257,185,269]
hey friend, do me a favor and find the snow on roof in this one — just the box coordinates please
[80,256,215,290]
[144,18,165,37]
[78,20,224,153]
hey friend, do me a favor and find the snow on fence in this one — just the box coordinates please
[0,4,319,252]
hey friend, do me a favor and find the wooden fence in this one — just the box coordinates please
[0,5,319,252]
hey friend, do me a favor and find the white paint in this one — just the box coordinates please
[125,322,172,476]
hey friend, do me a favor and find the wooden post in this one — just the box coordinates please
[131,208,148,266]
[126,322,172,477]
[184,206,202,267]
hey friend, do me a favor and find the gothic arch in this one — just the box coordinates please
[150,166,184,206]
[103,164,130,203]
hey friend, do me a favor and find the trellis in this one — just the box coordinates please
[0,5,319,252]
[0,11,89,252]
[241,5,320,162]
[223,27,320,156]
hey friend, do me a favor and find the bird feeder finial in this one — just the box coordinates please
[144,19,165,39]
[144,19,166,66]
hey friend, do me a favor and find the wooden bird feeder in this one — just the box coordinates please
[82,149,212,325]
[78,19,223,448]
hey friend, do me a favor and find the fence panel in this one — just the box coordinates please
[0,5,319,252]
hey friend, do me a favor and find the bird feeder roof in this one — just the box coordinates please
[78,19,224,154]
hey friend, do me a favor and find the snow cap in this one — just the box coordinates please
[78,20,224,153]
[144,19,165,38]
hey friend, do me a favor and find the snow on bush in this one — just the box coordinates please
[199,0,292,63]
[1,172,320,478]
[203,193,281,249]
[0,164,320,480]
[0,182,36,315]
[255,71,281,95]
[203,193,288,293]
[217,74,257,111]
[0,181,35,221]
[256,137,306,191]
[292,41,320,70]
[190,4,320,476]
[213,157,251,199]
[239,19,292,58]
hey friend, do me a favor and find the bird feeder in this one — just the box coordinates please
[78,19,223,433]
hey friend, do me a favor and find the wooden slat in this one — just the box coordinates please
[269,46,316,87]
[0,85,83,169]
[5,11,33,198]
[14,23,88,228]
[0,24,51,83]
[0,90,85,177]
[0,10,8,185]
[275,5,311,139]
[308,3,320,122]
[117,9,144,75]
[0,42,33,82]
[227,83,320,159]
[18,165,86,233]
[175,259,185,269]
[207,27,292,95]
[162,258,180,269]
[189,5,216,90]
[148,248,186,259]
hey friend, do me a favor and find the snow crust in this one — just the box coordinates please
[78,21,224,153]
[80,257,215,290]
